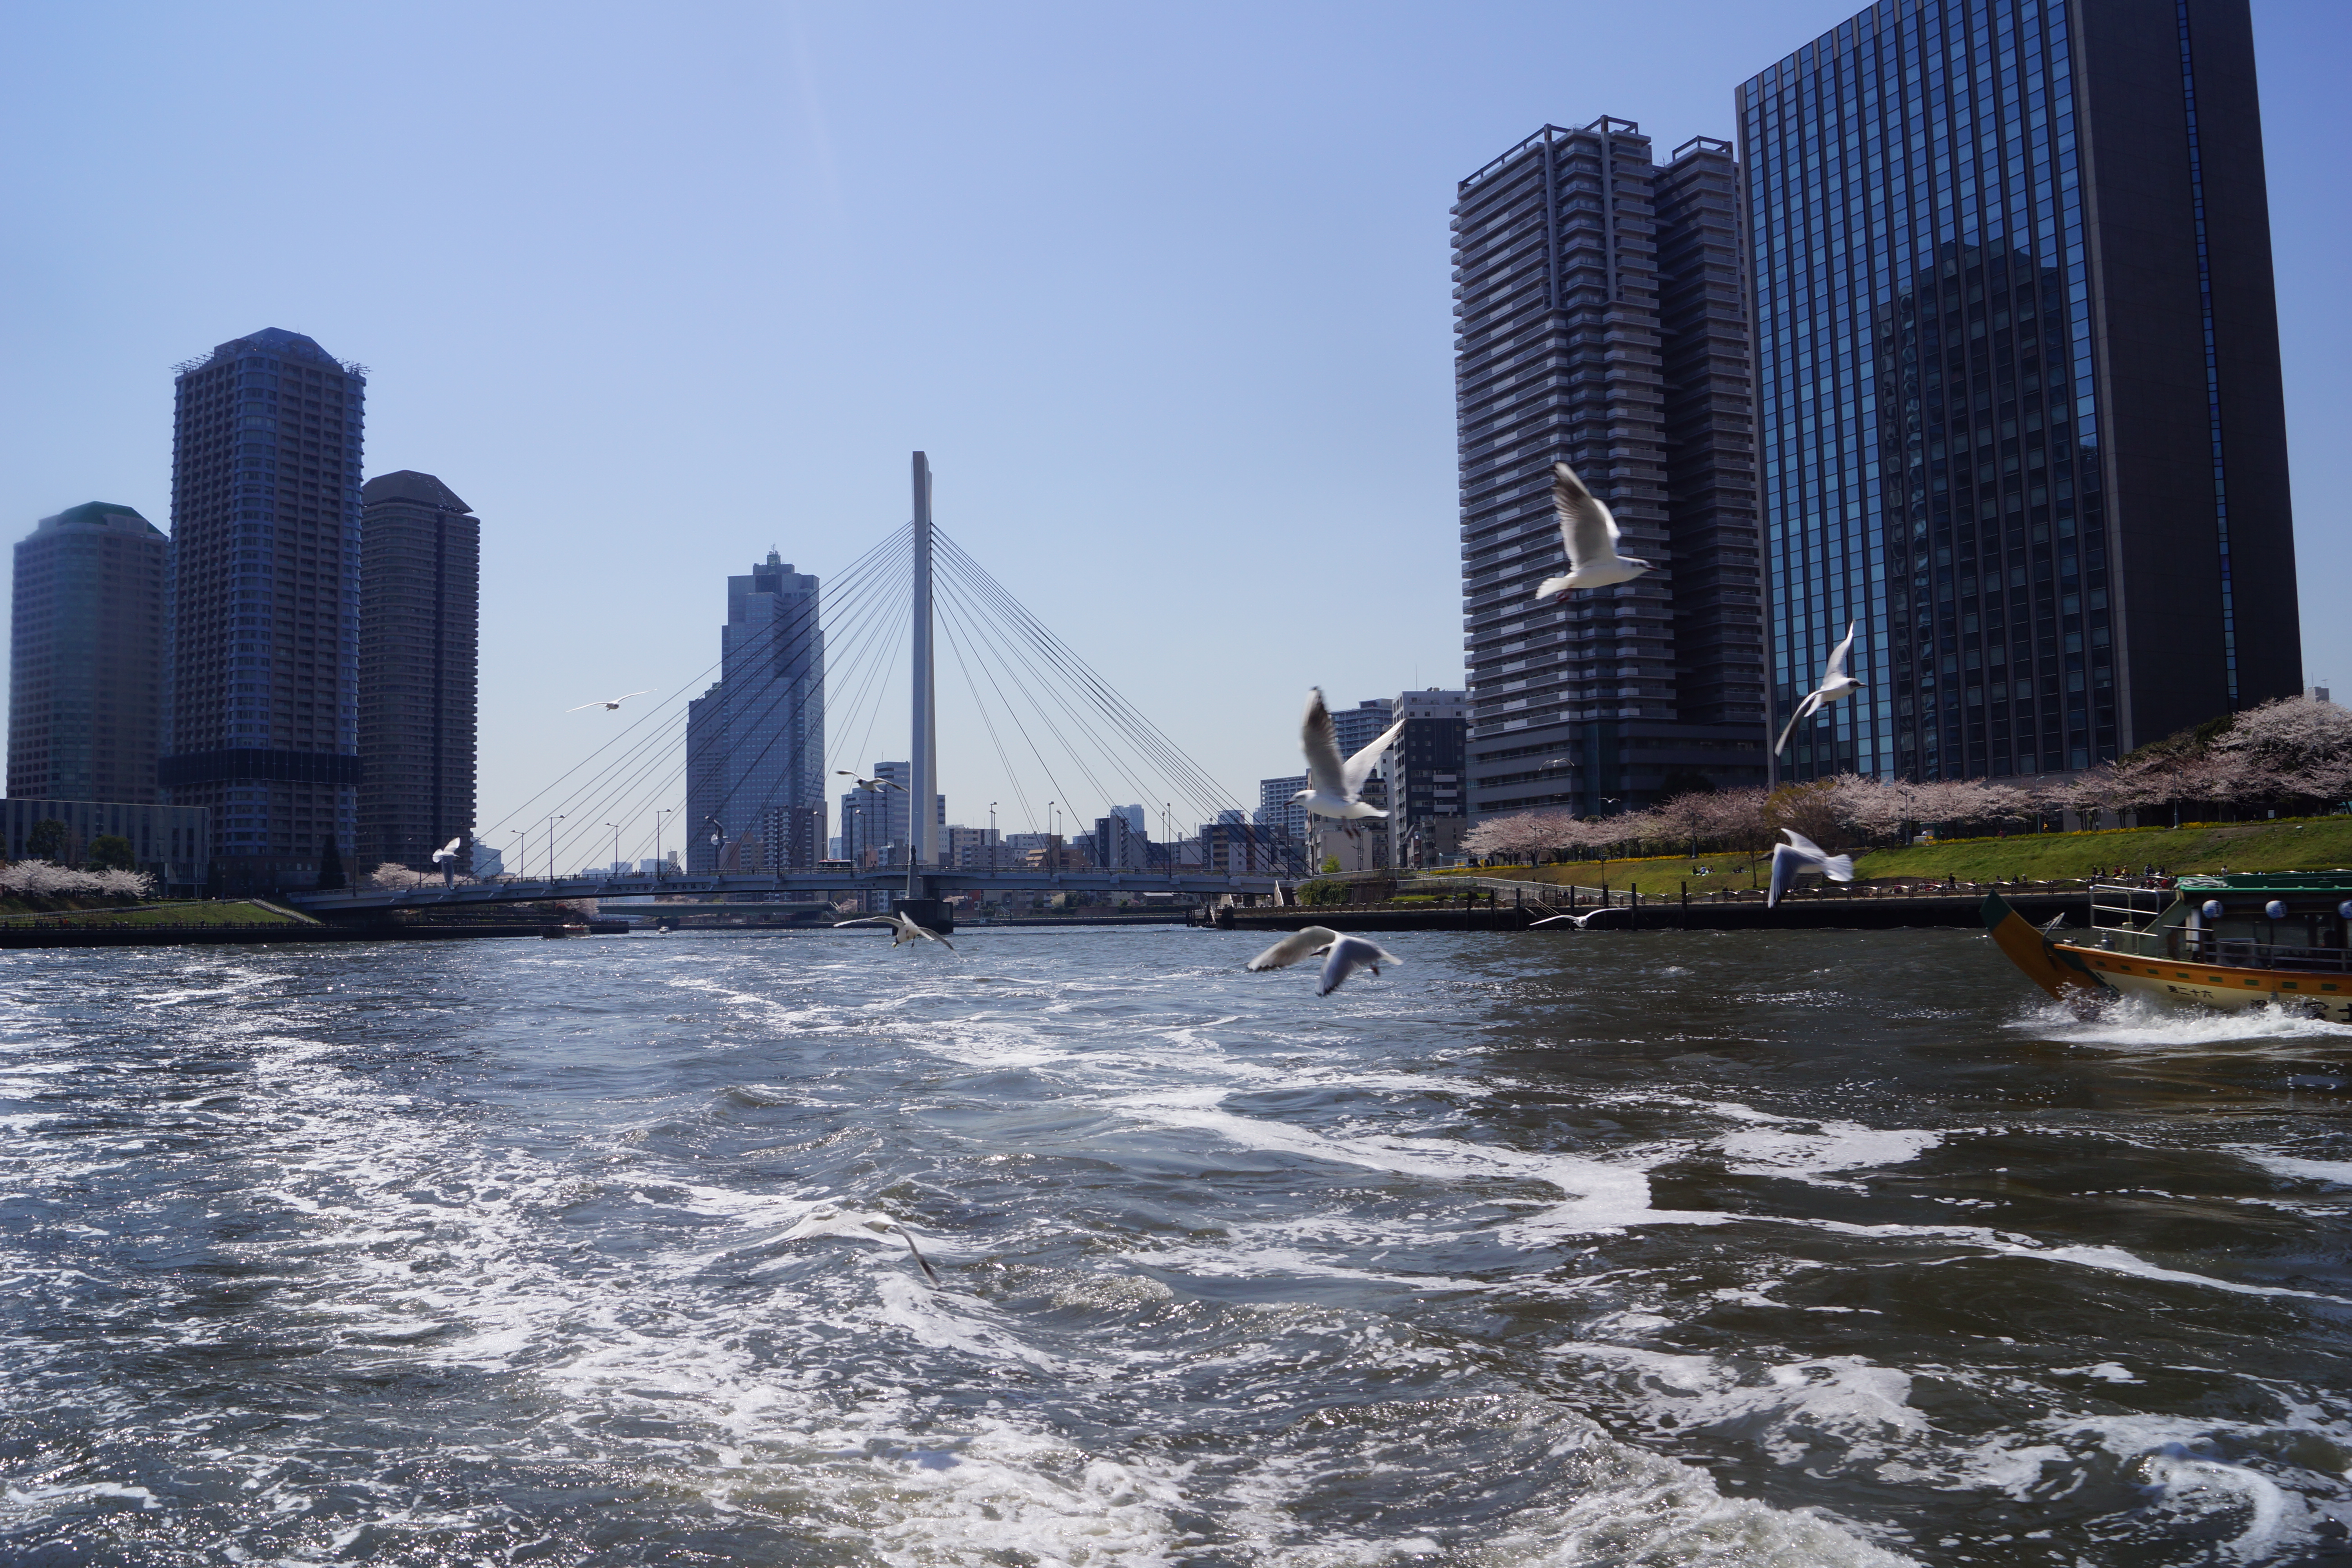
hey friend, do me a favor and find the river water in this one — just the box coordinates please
[1,926,2347,1566]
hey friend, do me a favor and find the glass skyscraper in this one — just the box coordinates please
[1741,0,2298,783]
[685,553,826,873]
[162,328,365,891]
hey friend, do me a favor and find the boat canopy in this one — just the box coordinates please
[2172,871,2352,893]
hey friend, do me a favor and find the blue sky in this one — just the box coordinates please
[2,2,2343,864]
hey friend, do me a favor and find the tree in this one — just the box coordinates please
[86,835,136,871]
[24,818,68,864]
[1765,781,1849,850]
[317,835,348,891]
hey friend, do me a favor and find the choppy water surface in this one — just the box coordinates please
[2,926,2348,1566]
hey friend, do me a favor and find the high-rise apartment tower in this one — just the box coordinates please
[358,471,478,872]
[161,328,364,891]
[1741,0,2298,782]
[9,503,167,803]
[684,553,825,873]
[1455,120,1767,821]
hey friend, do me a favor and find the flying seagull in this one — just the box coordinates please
[1535,462,1652,601]
[1767,828,1855,909]
[430,836,463,886]
[1318,935,1401,996]
[1247,925,1342,971]
[1528,906,1633,929]
[836,771,907,794]
[1294,689,1406,820]
[568,691,649,712]
[1775,622,1864,755]
[429,837,463,865]
[835,909,956,951]
[779,1206,944,1285]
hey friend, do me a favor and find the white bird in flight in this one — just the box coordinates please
[835,909,956,951]
[1317,935,1401,997]
[1535,462,1652,601]
[1767,828,1855,909]
[1246,925,1341,971]
[429,837,462,864]
[568,691,648,712]
[836,771,907,794]
[1775,622,1864,755]
[1528,906,1632,929]
[1294,690,1406,820]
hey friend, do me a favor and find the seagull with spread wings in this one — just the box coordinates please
[836,771,907,795]
[1316,935,1401,997]
[1292,690,1405,820]
[429,836,463,886]
[835,909,956,951]
[568,691,648,712]
[1775,622,1865,755]
[1246,926,1341,972]
[1767,829,1856,909]
[1535,461,1653,601]
[1527,905,1633,929]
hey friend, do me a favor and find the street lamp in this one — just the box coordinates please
[654,808,673,878]
[510,830,524,884]
[546,813,565,880]
[607,822,621,876]
[989,802,997,875]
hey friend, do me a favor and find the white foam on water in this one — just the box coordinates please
[2140,1446,2297,1562]
[1210,1399,1918,1568]
[1104,1091,1704,1238]
[2244,1152,2352,1188]
[2013,991,2352,1049]
[1546,1339,2352,1558]
[1709,1102,1944,1187]
[1993,1241,2345,1302]
[1553,1344,1926,1467]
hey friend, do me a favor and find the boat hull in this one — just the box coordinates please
[2056,942,2352,1022]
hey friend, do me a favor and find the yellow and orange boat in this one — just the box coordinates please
[1985,872,2352,1022]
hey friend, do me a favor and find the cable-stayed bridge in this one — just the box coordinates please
[289,453,1290,918]
[289,863,1273,915]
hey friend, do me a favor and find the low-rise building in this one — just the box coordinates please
[0,797,210,892]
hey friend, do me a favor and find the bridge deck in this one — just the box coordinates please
[287,869,1281,912]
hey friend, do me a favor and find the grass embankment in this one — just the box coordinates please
[0,898,319,928]
[1427,813,2352,891]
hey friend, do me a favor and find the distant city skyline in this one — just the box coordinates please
[1,3,2342,854]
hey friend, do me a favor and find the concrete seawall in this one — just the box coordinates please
[1208,890,2077,934]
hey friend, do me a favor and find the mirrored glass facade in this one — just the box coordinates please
[1741,0,2298,782]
